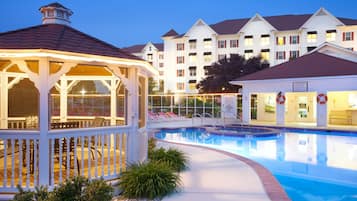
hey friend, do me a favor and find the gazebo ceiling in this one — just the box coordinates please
[67,65,112,76]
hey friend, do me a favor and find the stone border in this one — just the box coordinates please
[155,138,291,201]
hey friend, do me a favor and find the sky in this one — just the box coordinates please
[1,0,357,48]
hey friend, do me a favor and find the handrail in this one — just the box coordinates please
[192,113,215,127]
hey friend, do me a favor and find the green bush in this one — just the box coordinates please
[119,162,181,200]
[12,176,113,201]
[149,148,188,172]
[12,185,49,201]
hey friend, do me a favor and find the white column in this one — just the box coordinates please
[0,73,8,128]
[38,59,50,186]
[276,92,285,126]
[110,77,117,126]
[60,77,68,122]
[127,68,139,163]
[242,89,250,124]
[316,92,328,127]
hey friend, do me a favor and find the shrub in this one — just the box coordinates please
[119,162,181,200]
[49,176,87,201]
[148,137,157,158]
[83,178,113,201]
[12,185,49,201]
[149,148,188,172]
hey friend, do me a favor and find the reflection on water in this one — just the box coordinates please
[156,128,357,187]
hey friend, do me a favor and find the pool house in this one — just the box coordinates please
[230,43,357,127]
[0,3,155,193]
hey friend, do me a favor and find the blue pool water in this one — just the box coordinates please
[155,126,357,201]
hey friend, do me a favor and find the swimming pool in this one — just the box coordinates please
[155,126,357,201]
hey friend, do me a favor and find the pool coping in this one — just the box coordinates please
[157,139,291,201]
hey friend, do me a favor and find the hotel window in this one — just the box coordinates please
[159,63,164,68]
[276,36,286,45]
[218,40,226,48]
[203,52,212,62]
[307,31,317,43]
[307,46,316,52]
[176,69,185,77]
[289,50,299,59]
[189,39,197,49]
[189,53,197,63]
[177,43,184,51]
[290,35,299,44]
[159,54,164,60]
[230,39,239,48]
[189,66,197,76]
[159,71,164,76]
[204,66,210,76]
[244,50,253,60]
[261,34,270,46]
[203,38,212,48]
[176,82,185,90]
[189,80,197,90]
[244,35,253,46]
[343,32,354,41]
[218,54,227,61]
[260,49,270,61]
[176,56,184,64]
[147,54,153,60]
[276,51,286,60]
[326,30,336,42]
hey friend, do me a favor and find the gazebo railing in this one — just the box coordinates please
[0,125,132,192]
[0,130,40,193]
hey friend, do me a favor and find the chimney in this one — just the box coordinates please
[39,2,73,26]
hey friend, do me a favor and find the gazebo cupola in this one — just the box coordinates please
[39,2,73,25]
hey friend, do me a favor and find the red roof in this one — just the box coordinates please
[162,29,178,37]
[0,24,139,60]
[233,52,357,81]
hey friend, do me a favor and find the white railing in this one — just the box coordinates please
[0,130,40,193]
[0,125,132,192]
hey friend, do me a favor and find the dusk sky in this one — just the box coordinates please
[1,0,357,48]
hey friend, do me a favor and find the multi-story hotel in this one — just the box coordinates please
[124,8,357,94]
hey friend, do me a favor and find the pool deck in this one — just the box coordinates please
[158,142,290,201]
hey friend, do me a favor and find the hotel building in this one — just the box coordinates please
[124,8,357,94]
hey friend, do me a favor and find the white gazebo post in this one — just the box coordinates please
[276,92,285,126]
[60,76,68,122]
[110,76,117,126]
[38,58,50,186]
[127,67,139,163]
[316,91,328,127]
[0,71,8,128]
[242,89,251,124]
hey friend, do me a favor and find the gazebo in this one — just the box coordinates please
[0,3,156,193]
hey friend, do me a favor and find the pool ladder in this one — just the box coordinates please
[192,113,216,127]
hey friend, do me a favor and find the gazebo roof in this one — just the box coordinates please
[0,23,140,60]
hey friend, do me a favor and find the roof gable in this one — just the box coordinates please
[233,52,357,82]
[185,19,217,37]
[300,8,344,29]
[239,14,277,33]
[0,24,138,60]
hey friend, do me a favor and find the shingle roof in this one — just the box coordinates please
[264,14,312,30]
[210,14,357,34]
[162,29,178,37]
[122,43,163,53]
[40,2,69,10]
[0,24,139,60]
[233,52,357,81]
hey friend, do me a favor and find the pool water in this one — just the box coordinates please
[155,127,357,201]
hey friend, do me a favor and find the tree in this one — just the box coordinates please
[196,54,269,93]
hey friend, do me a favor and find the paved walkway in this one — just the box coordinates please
[158,142,272,201]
